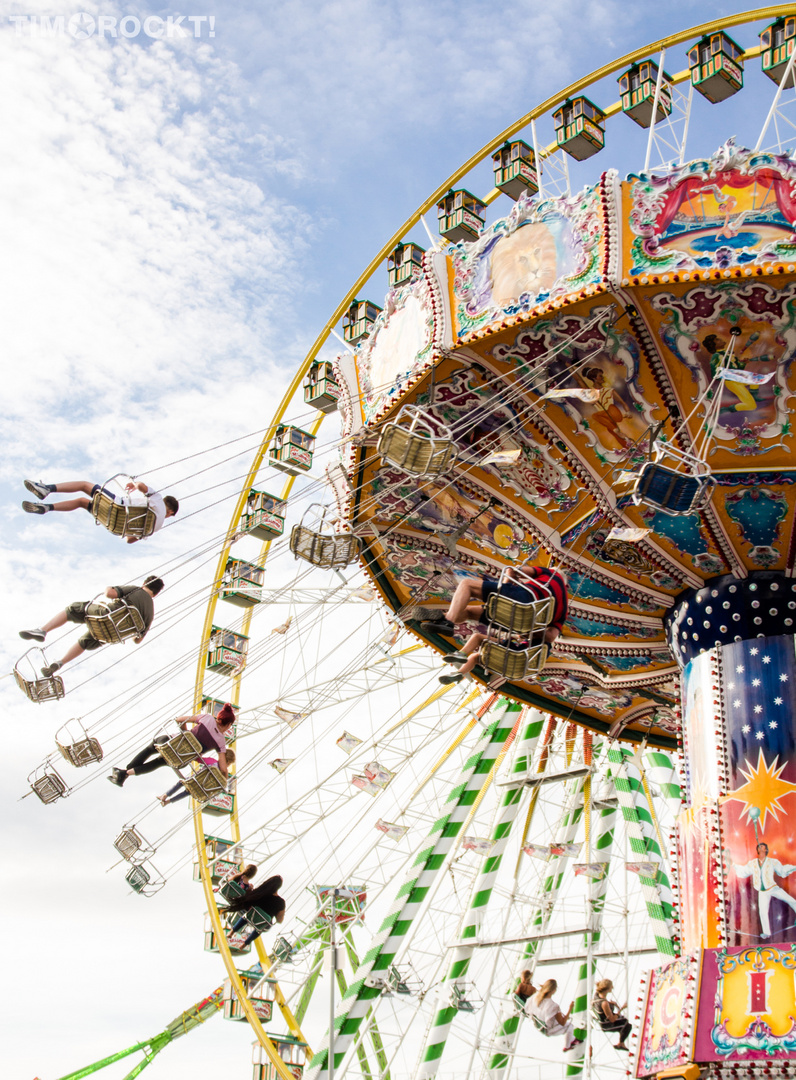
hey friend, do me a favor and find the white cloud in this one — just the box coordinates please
[0,6,307,479]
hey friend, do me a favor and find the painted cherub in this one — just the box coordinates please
[581,366,632,449]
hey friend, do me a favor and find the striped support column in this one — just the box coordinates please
[608,746,676,958]
[566,784,617,1077]
[416,707,547,1080]
[305,697,517,1080]
[643,749,682,820]
[487,770,586,1079]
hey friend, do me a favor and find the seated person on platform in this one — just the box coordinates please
[22,477,178,542]
[421,565,568,644]
[19,576,163,677]
[157,749,236,805]
[226,864,258,891]
[592,978,631,1051]
[527,979,581,1053]
[108,704,235,787]
[515,969,536,1005]
[221,874,286,947]
[438,628,533,685]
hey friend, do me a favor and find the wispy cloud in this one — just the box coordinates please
[1,4,308,477]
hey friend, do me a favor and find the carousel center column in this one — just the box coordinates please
[635,572,796,1078]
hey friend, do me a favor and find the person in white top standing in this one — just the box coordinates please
[526,979,581,1052]
[22,477,178,542]
[735,842,796,938]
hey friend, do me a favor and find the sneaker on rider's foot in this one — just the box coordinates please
[22,501,52,515]
[443,652,469,664]
[41,661,62,678]
[19,627,46,641]
[108,768,127,787]
[24,479,52,500]
[439,672,464,685]
[420,618,455,634]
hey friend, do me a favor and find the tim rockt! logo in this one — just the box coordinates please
[8,13,216,38]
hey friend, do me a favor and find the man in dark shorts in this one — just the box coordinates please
[19,575,163,676]
[422,565,568,645]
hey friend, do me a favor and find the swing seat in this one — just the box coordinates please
[156,731,203,769]
[15,651,65,703]
[124,863,164,895]
[272,935,295,963]
[480,640,548,681]
[527,1010,546,1036]
[57,735,103,767]
[126,864,151,893]
[388,965,411,994]
[29,769,69,804]
[632,462,715,516]
[377,405,456,478]
[84,600,145,645]
[241,906,275,933]
[219,879,248,903]
[449,984,475,1012]
[179,764,227,802]
[15,668,65,703]
[114,826,150,862]
[484,591,555,636]
[290,525,361,569]
[91,489,158,539]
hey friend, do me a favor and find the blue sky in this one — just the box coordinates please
[1,2,785,1077]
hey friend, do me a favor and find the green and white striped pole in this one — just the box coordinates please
[488,769,586,1079]
[305,697,517,1080]
[643,749,682,820]
[609,746,676,958]
[415,706,547,1080]
[566,776,617,1077]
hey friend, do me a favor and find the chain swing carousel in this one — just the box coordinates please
[183,10,796,1080]
[42,9,796,1080]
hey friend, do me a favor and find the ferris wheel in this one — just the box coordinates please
[26,7,796,1079]
[182,8,796,1079]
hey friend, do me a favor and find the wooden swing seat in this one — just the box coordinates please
[480,640,548,681]
[84,600,145,645]
[377,407,456,478]
[290,525,361,569]
[179,764,227,802]
[156,731,203,769]
[91,490,158,539]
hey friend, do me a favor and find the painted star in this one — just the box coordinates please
[751,648,759,656]
[737,665,745,673]
[770,722,778,730]
[742,725,751,734]
[756,731,765,740]
[781,674,789,682]
[752,679,761,687]
[728,681,735,690]
[763,656,772,664]
[754,705,763,713]
[734,699,742,708]
[775,698,784,706]
[723,748,796,830]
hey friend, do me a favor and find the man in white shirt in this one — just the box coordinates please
[735,842,796,937]
[22,477,178,542]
